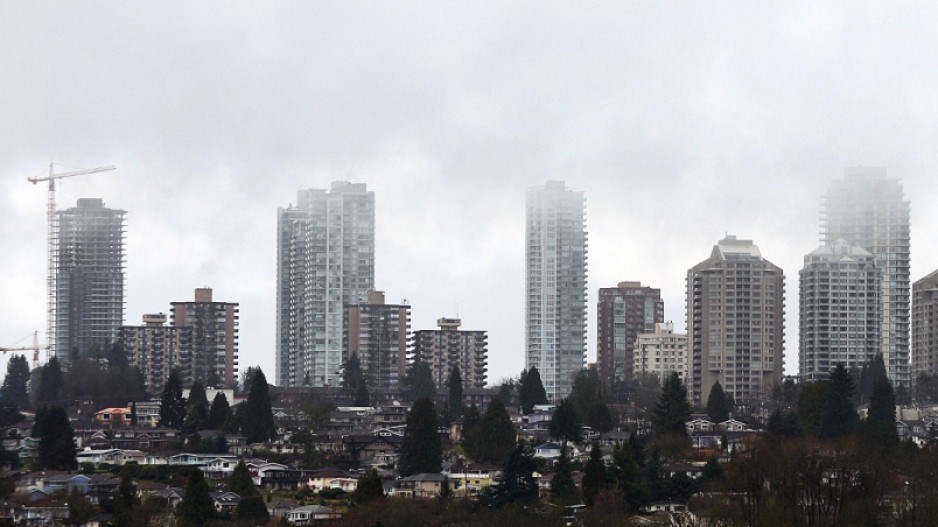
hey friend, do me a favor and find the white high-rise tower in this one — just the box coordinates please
[821,168,911,387]
[525,180,587,401]
[276,182,375,387]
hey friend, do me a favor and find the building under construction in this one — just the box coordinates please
[54,198,126,362]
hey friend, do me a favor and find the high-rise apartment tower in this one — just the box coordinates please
[525,180,587,401]
[119,313,180,395]
[413,317,488,389]
[634,322,688,384]
[821,167,911,387]
[344,291,410,390]
[912,270,938,378]
[171,288,239,389]
[277,182,375,387]
[799,240,881,381]
[54,198,125,361]
[686,236,785,406]
[597,282,664,388]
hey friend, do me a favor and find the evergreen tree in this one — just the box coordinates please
[236,495,269,521]
[403,359,436,401]
[610,440,650,510]
[700,456,723,486]
[240,366,261,396]
[549,397,582,446]
[586,400,615,433]
[494,378,518,409]
[159,371,186,429]
[241,368,276,443]
[399,397,442,476]
[207,392,231,430]
[705,381,732,423]
[66,488,97,526]
[550,445,577,504]
[797,381,830,437]
[766,409,801,439]
[31,406,47,439]
[519,367,548,414]
[36,405,77,470]
[571,369,603,408]
[177,469,217,527]
[343,354,370,406]
[343,354,364,390]
[461,402,481,454]
[0,437,19,470]
[105,340,129,369]
[36,357,63,406]
[446,365,464,422]
[353,469,385,504]
[183,379,209,432]
[471,397,516,464]
[0,355,30,410]
[483,442,538,508]
[354,383,370,407]
[227,460,258,497]
[865,374,899,452]
[821,364,859,439]
[651,372,691,436]
[860,353,887,404]
[112,471,139,527]
[228,460,268,521]
[581,442,607,507]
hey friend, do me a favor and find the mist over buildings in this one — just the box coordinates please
[3,3,938,385]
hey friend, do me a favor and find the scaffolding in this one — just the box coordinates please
[28,163,116,359]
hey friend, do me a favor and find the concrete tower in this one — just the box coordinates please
[821,168,911,387]
[413,317,489,389]
[687,235,785,406]
[912,270,938,378]
[597,282,664,388]
[800,240,881,381]
[54,198,125,361]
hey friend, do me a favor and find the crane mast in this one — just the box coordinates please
[28,163,116,359]
[0,331,46,368]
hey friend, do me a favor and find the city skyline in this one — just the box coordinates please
[6,4,938,385]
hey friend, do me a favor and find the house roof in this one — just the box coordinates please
[399,473,446,482]
[290,504,337,514]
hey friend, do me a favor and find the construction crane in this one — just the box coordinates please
[0,331,46,368]
[27,163,116,359]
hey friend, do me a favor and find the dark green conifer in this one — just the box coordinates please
[399,397,442,476]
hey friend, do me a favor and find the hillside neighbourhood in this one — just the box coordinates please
[0,351,937,527]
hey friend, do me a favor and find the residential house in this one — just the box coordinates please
[76,448,146,468]
[95,407,133,428]
[307,468,356,493]
[534,442,580,460]
[342,435,402,466]
[395,473,446,499]
[210,491,242,514]
[287,504,342,524]
[445,462,500,494]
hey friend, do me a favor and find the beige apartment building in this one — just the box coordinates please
[686,236,785,406]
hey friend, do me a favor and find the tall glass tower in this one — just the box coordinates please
[821,168,911,388]
[525,181,587,401]
[277,182,375,387]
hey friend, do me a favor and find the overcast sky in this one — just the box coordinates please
[3,2,938,385]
